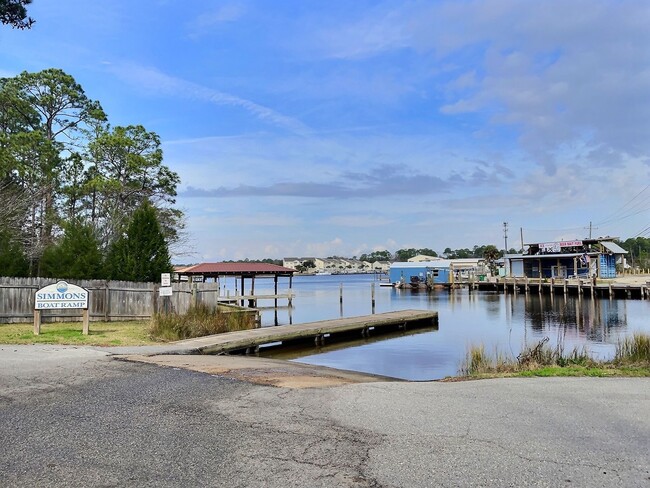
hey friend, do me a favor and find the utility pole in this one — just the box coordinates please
[503,222,508,254]
[585,221,598,239]
[520,227,524,253]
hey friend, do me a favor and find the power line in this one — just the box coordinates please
[594,184,650,226]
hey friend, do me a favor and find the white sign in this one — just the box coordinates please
[159,286,173,297]
[34,281,89,310]
[540,242,561,253]
[161,273,171,287]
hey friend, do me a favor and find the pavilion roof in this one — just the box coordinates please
[179,262,296,277]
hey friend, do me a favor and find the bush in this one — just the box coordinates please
[150,303,256,341]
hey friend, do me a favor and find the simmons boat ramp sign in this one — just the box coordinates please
[33,281,90,335]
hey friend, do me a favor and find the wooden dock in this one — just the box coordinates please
[170,310,438,355]
[474,278,650,299]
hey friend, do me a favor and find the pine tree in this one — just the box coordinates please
[0,228,28,276]
[106,200,171,282]
[39,220,103,279]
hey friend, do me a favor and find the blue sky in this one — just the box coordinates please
[1,0,649,261]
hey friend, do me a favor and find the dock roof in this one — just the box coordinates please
[179,262,296,277]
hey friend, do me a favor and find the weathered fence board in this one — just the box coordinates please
[0,277,225,323]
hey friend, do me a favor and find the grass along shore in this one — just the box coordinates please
[0,304,258,346]
[458,333,650,379]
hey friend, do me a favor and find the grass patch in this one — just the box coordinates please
[0,320,153,346]
[459,334,650,379]
[149,303,257,341]
[614,333,650,364]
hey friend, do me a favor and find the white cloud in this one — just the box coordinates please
[187,4,245,39]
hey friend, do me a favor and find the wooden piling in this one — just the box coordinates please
[82,309,89,335]
[577,280,582,296]
[33,309,41,335]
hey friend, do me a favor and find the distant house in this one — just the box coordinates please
[282,257,302,270]
[407,254,442,262]
[505,238,628,279]
[282,257,316,270]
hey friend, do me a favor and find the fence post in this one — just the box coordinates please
[152,285,159,315]
[104,281,110,322]
[192,283,198,307]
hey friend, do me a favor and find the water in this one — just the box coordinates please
[225,274,650,380]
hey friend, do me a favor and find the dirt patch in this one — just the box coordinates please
[118,354,394,389]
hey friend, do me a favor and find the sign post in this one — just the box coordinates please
[159,273,173,314]
[34,281,90,335]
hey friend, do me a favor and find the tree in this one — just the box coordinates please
[359,250,392,262]
[0,228,28,276]
[483,245,501,275]
[0,0,33,29]
[3,69,106,245]
[105,200,171,282]
[39,220,103,279]
[84,125,182,247]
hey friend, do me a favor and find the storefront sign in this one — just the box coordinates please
[540,240,583,253]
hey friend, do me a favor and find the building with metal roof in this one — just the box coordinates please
[506,238,628,279]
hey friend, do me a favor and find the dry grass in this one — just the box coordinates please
[615,333,650,364]
[149,303,257,341]
[460,333,650,378]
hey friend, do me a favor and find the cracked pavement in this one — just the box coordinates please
[0,345,648,487]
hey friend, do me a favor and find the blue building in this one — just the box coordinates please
[506,238,627,279]
[389,259,484,287]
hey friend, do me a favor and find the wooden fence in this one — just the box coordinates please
[0,277,226,323]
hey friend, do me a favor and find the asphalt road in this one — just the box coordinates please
[1,345,648,487]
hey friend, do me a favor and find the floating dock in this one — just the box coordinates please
[169,310,438,355]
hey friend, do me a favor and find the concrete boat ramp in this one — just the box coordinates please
[124,310,438,356]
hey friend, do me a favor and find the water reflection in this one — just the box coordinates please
[520,294,626,342]
[250,275,649,380]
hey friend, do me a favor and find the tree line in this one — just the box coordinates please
[356,245,514,263]
[0,69,181,282]
[620,237,650,269]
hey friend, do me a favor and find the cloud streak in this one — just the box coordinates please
[109,63,310,134]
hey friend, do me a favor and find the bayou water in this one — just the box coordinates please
[223,274,650,380]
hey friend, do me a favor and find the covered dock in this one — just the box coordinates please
[176,262,296,307]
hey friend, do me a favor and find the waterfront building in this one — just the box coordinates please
[505,238,628,279]
[389,259,486,286]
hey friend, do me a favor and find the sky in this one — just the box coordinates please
[1,0,649,262]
